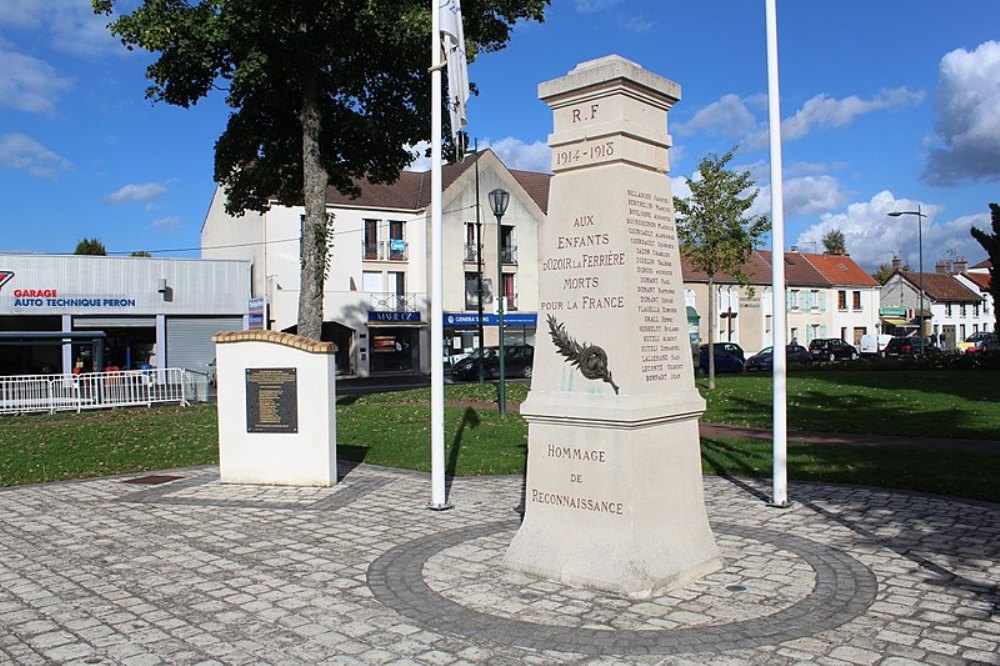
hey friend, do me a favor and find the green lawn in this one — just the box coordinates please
[1,372,998,502]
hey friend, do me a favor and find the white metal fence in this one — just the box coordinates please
[0,368,208,416]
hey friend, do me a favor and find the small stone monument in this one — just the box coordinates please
[503,56,721,597]
[214,331,338,486]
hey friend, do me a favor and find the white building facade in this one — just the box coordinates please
[201,150,547,377]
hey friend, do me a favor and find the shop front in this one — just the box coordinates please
[0,255,251,377]
[366,311,425,374]
[443,312,538,359]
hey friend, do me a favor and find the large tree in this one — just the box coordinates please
[822,228,846,255]
[94,0,548,340]
[970,202,1000,333]
[674,147,769,388]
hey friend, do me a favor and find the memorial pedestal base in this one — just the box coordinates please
[504,393,722,599]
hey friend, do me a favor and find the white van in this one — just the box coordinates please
[859,334,893,356]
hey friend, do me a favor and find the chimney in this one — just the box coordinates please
[891,256,901,272]
[935,260,951,274]
[953,256,968,274]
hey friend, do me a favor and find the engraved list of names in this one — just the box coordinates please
[245,367,298,434]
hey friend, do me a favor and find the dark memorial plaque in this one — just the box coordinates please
[246,367,298,433]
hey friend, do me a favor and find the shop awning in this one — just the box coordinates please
[686,306,700,325]
[880,317,911,326]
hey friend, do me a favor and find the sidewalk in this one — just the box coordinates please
[1,464,997,665]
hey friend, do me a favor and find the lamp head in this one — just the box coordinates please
[887,211,903,217]
[488,188,510,217]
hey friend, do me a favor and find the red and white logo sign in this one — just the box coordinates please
[0,271,13,291]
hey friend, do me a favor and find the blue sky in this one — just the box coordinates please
[2,1,999,271]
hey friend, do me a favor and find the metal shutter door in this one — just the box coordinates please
[165,317,242,371]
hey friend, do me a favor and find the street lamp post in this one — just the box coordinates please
[888,204,927,355]
[488,188,510,417]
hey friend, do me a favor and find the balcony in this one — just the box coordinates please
[464,243,480,263]
[369,292,421,312]
[362,240,408,262]
[501,245,517,265]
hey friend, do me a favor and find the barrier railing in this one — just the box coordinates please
[0,368,205,416]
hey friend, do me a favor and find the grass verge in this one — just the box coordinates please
[1,374,998,503]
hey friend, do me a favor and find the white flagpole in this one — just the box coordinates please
[765,0,789,508]
[429,0,450,510]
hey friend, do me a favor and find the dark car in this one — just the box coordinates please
[808,338,859,362]
[883,337,942,357]
[452,345,534,380]
[744,344,812,372]
[698,342,745,374]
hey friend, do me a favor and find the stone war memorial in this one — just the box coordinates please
[213,330,338,486]
[504,56,721,598]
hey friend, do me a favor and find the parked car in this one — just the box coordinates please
[883,336,942,357]
[958,331,999,354]
[744,344,812,372]
[451,345,534,380]
[859,333,893,357]
[808,338,859,362]
[698,342,745,374]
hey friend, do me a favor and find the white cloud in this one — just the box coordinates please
[683,88,924,151]
[791,191,988,271]
[485,137,551,173]
[107,182,168,204]
[0,133,73,179]
[0,49,74,114]
[573,0,623,12]
[0,0,119,57]
[674,94,756,138]
[752,175,846,219]
[619,15,653,34]
[150,216,181,232]
[406,141,432,171]
[924,40,1000,185]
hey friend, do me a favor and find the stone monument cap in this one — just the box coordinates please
[538,54,681,106]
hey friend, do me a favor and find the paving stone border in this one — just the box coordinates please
[114,473,394,511]
[367,519,878,656]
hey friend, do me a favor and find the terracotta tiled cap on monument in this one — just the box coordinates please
[212,330,337,354]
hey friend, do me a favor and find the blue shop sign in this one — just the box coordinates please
[444,312,537,327]
[368,311,421,322]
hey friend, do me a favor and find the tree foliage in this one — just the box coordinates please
[871,261,910,285]
[673,147,769,387]
[130,250,152,257]
[94,0,548,339]
[822,228,846,255]
[75,238,107,255]
[970,202,1000,332]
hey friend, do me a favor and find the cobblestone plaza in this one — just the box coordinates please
[1,464,997,665]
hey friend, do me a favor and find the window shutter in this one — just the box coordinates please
[819,292,827,312]
[821,325,827,337]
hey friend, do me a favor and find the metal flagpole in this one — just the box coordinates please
[429,0,449,510]
[765,0,789,508]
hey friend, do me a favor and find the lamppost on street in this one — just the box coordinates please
[488,188,510,416]
[888,204,927,355]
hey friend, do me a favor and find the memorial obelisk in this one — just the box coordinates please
[503,56,721,598]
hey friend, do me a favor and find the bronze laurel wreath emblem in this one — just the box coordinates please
[547,314,620,394]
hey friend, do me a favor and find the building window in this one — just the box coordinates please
[789,290,800,310]
[838,290,847,310]
[388,220,406,261]
[974,303,980,316]
[853,291,862,311]
[464,223,479,262]
[960,303,967,317]
[503,273,516,310]
[841,327,847,341]
[500,225,517,264]
[464,272,490,310]
[363,219,380,260]
[960,324,966,341]
[945,303,952,316]
[790,327,799,344]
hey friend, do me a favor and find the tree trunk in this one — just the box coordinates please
[297,70,328,341]
[707,274,716,389]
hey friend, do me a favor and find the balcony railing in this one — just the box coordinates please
[369,292,421,312]
[464,243,480,263]
[501,245,517,264]
[362,240,408,261]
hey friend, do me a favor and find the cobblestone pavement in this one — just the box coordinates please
[0,464,997,665]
